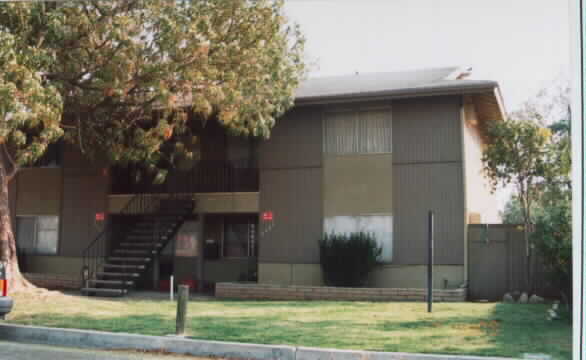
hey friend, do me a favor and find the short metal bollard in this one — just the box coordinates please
[175,285,189,336]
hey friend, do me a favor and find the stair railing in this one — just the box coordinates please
[81,193,163,291]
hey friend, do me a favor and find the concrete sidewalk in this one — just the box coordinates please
[0,340,208,360]
[0,323,519,360]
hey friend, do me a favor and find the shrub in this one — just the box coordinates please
[318,232,382,287]
[531,200,572,307]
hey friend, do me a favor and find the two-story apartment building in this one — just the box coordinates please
[11,66,504,296]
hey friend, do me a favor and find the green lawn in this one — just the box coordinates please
[6,291,571,360]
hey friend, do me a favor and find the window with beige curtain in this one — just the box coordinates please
[324,108,392,154]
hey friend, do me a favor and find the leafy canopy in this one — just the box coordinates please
[482,115,553,228]
[0,0,305,177]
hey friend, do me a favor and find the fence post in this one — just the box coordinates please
[427,210,434,313]
[175,284,189,336]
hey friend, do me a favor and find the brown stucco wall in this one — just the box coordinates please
[323,154,393,217]
[462,98,500,224]
[15,168,62,216]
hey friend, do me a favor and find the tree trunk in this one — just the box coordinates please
[0,161,34,292]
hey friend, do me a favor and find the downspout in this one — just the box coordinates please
[460,96,469,287]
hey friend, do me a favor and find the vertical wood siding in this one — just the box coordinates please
[259,106,323,169]
[60,174,109,256]
[60,145,109,256]
[392,162,465,265]
[258,167,322,264]
[392,96,462,164]
[391,95,465,266]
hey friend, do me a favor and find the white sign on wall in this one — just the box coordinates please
[324,215,393,263]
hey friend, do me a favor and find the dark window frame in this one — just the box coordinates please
[16,215,60,255]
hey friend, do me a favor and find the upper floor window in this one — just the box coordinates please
[324,107,392,154]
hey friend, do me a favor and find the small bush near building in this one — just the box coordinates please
[532,200,572,309]
[318,232,382,287]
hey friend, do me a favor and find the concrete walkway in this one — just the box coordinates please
[0,323,519,360]
[0,340,209,359]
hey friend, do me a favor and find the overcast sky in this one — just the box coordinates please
[284,0,570,112]
[284,0,570,211]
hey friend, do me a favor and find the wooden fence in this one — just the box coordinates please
[468,224,554,300]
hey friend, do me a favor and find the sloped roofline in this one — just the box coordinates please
[295,80,506,123]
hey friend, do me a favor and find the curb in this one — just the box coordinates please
[0,323,518,360]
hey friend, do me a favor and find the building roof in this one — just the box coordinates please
[294,66,507,123]
[295,66,464,100]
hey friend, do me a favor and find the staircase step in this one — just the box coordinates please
[96,271,141,277]
[88,279,135,286]
[108,257,151,262]
[136,218,181,225]
[119,242,162,248]
[103,263,146,270]
[131,227,175,233]
[126,234,169,241]
[81,287,127,296]
[113,249,153,255]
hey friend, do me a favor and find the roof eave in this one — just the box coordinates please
[294,82,499,106]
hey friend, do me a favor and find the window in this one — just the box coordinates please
[202,214,257,259]
[16,216,59,255]
[223,215,257,258]
[324,108,392,154]
[324,215,393,263]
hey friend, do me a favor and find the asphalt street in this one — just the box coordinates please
[0,340,212,359]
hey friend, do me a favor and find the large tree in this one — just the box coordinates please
[482,117,551,291]
[483,83,570,292]
[0,0,305,290]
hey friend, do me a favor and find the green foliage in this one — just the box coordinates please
[482,119,551,222]
[0,30,63,169]
[542,118,571,203]
[318,232,382,287]
[531,200,572,303]
[500,195,545,225]
[0,0,306,177]
[483,87,571,291]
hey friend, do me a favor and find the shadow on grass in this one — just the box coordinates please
[8,313,175,336]
[490,303,571,360]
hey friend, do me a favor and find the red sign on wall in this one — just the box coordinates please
[262,211,273,221]
[95,213,105,221]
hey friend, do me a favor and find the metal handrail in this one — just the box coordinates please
[81,189,195,294]
[111,159,259,195]
[81,193,163,291]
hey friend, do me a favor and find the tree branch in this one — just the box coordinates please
[2,144,18,181]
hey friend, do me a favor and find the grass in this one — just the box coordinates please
[6,291,572,360]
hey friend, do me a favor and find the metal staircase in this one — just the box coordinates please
[81,194,195,297]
